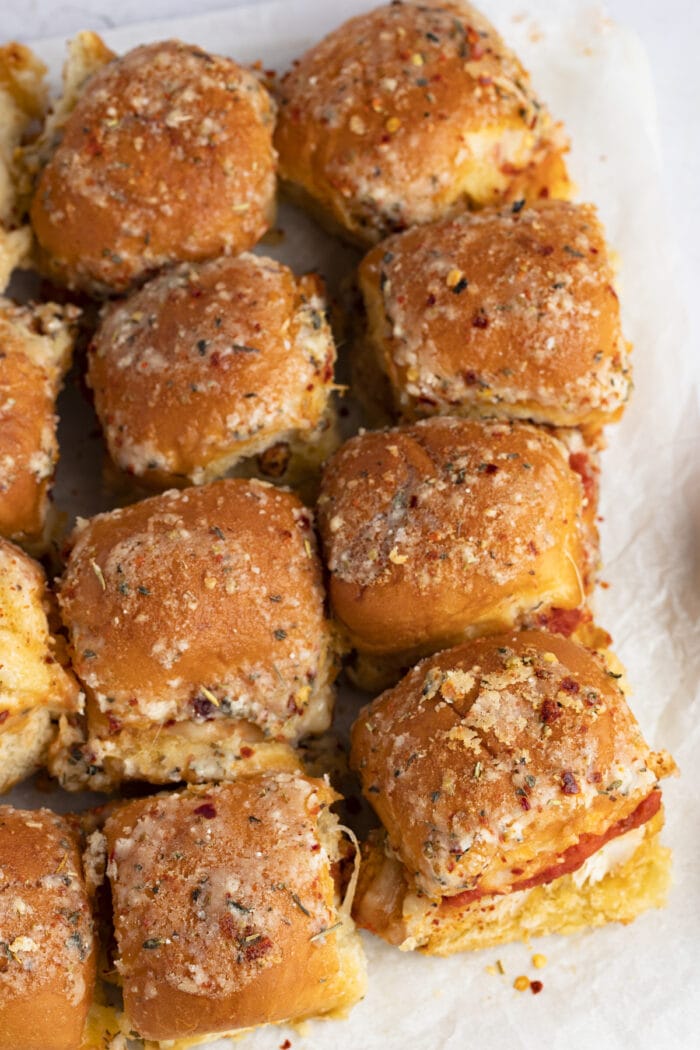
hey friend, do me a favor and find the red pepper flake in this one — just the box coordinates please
[321,360,334,382]
[472,311,489,329]
[530,980,543,994]
[219,912,237,939]
[240,746,254,758]
[0,710,8,725]
[194,802,217,819]
[561,771,580,795]
[518,795,531,811]
[560,677,580,694]
[538,606,584,636]
[540,699,561,724]
[280,1042,292,1050]
[568,451,597,507]
[107,714,122,735]
[244,932,273,961]
[466,24,484,59]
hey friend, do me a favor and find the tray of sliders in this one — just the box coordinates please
[0,2,696,1048]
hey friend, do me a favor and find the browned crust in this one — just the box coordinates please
[0,806,95,1050]
[317,417,594,661]
[350,630,675,899]
[56,480,337,764]
[358,199,631,431]
[275,1,570,246]
[30,40,277,293]
[0,298,79,548]
[103,773,365,1040]
[88,255,335,486]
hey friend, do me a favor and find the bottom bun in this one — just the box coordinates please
[355,808,670,956]
[48,712,302,791]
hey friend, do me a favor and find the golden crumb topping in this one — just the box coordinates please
[0,807,94,1007]
[320,419,577,588]
[359,200,630,427]
[318,417,592,657]
[102,776,344,1029]
[59,480,335,740]
[351,631,671,898]
[31,40,276,292]
[276,0,569,241]
[89,254,335,483]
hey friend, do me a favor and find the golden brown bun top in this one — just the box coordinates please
[59,479,330,737]
[275,0,568,243]
[88,254,335,484]
[0,298,78,545]
[31,40,276,294]
[351,630,674,899]
[103,773,353,1040]
[0,536,79,720]
[359,200,631,428]
[0,806,95,1050]
[317,417,592,655]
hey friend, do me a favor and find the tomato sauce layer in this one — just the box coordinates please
[445,789,661,909]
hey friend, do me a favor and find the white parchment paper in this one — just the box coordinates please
[5,2,699,1047]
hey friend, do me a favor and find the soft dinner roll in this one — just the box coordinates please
[317,417,596,690]
[0,43,47,290]
[350,630,676,954]
[275,0,570,246]
[88,253,337,491]
[97,772,366,1042]
[30,38,277,293]
[0,297,78,550]
[358,200,631,432]
[50,479,339,790]
[0,806,95,1050]
[0,538,81,793]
